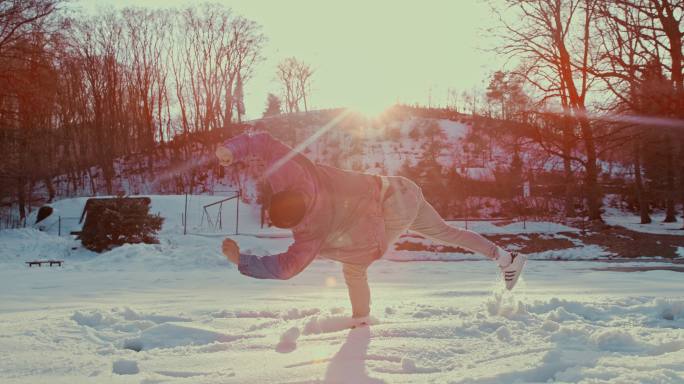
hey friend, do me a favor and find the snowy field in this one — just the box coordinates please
[603,206,684,236]
[1,196,683,383]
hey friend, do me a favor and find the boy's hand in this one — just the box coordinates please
[216,146,234,167]
[222,238,240,265]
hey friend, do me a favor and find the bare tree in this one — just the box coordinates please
[0,0,60,222]
[171,5,264,134]
[495,0,605,220]
[227,16,265,124]
[0,0,57,58]
[592,0,683,223]
[123,8,171,149]
[276,57,314,113]
[0,2,267,222]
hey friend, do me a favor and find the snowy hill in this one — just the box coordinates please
[4,106,662,232]
[10,107,563,226]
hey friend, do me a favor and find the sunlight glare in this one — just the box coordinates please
[350,101,389,119]
[325,276,337,288]
[263,109,352,179]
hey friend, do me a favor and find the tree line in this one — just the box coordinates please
[1,0,681,227]
[0,1,312,224]
[484,0,683,224]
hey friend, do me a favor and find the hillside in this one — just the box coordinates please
[5,106,643,229]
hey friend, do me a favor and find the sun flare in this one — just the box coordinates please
[325,276,337,288]
[349,102,390,119]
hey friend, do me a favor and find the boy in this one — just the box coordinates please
[217,132,526,324]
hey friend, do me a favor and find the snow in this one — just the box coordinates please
[445,220,581,235]
[455,167,497,182]
[112,359,139,375]
[276,326,300,353]
[604,206,684,236]
[1,195,683,383]
[529,244,613,260]
[3,258,682,383]
[437,119,470,142]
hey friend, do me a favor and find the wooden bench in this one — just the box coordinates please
[25,260,64,267]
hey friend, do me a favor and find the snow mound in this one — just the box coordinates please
[72,308,191,331]
[398,356,439,373]
[0,228,72,262]
[276,326,300,353]
[112,359,139,375]
[652,299,684,323]
[485,293,530,321]
[72,310,119,328]
[123,323,241,350]
[303,315,378,335]
[99,241,227,271]
[591,329,643,352]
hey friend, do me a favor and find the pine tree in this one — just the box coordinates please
[634,60,678,223]
[79,197,164,252]
[263,93,282,117]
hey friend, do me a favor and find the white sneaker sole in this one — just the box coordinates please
[502,253,527,290]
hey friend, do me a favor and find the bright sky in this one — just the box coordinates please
[72,0,502,119]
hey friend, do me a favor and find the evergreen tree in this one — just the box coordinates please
[263,93,282,117]
[485,71,528,121]
[634,60,678,223]
[79,197,164,252]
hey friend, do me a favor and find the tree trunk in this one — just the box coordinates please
[103,160,114,195]
[44,176,55,203]
[680,138,684,229]
[577,115,602,221]
[664,134,677,222]
[17,179,26,225]
[87,168,97,196]
[562,115,575,217]
[633,139,651,224]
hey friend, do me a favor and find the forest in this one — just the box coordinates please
[0,0,682,228]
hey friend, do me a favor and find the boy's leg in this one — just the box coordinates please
[381,177,422,245]
[342,262,371,319]
[379,176,524,289]
[409,197,503,261]
[339,177,420,321]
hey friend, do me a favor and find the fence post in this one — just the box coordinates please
[58,216,61,236]
[235,190,239,235]
[183,193,188,235]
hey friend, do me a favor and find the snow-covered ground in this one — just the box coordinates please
[1,196,683,383]
[604,206,684,236]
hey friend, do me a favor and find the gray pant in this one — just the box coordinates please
[343,176,500,318]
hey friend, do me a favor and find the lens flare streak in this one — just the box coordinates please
[263,109,353,179]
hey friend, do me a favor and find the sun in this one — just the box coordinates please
[348,100,391,119]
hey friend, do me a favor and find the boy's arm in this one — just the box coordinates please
[217,132,315,190]
[237,231,323,280]
[217,132,293,167]
[218,132,265,164]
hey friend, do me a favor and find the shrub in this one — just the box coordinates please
[78,197,163,252]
